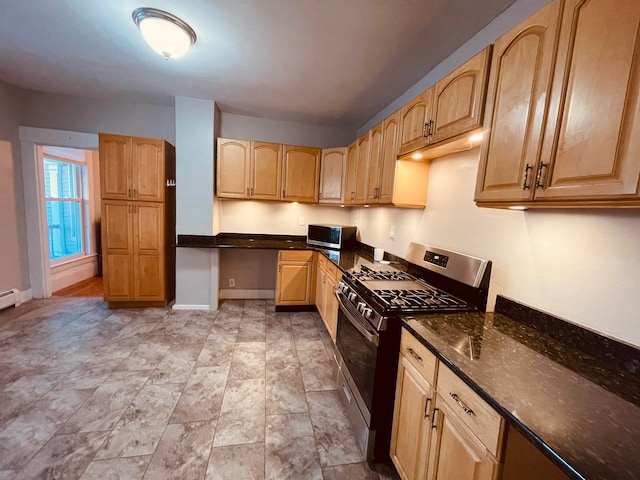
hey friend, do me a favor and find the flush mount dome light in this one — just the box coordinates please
[132,7,196,59]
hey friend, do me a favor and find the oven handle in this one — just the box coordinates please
[335,291,379,346]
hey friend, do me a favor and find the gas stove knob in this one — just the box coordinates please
[348,292,357,303]
[357,302,366,313]
[362,308,373,319]
[338,282,348,294]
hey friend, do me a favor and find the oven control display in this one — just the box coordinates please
[424,251,449,268]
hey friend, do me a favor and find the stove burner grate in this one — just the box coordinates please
[374,288,468,310]
[351,265,413,281]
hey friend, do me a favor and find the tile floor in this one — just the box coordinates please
[0,297,400,479]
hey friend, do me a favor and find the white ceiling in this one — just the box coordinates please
[0,0,516,129]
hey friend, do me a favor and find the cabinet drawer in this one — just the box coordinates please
[279,250,314,262]
[437,363,504,457]
[400,329,437,386]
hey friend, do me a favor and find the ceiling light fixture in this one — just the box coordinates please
[132,7,196,60]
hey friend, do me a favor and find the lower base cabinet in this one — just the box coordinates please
[391,328,503,480]
[314,253,340,341]
[275,250,315,305]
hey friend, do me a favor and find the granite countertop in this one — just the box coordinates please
[402,299,640,480]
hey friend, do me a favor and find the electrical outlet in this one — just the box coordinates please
[389,225,396,240]
[299,216,306,226]
[228,278,235,288]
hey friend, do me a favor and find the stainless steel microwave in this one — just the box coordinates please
[307,224,357,250]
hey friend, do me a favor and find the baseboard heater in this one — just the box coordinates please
[0,289,19,311]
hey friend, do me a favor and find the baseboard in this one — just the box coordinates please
[51,255,99,293]
[172,304,213,311]
[18,288,32,305]
[219,289,275,300]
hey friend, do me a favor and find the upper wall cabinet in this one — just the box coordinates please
[282,145,321,203]
[365,122,384,203]
[354,131,371,204]
[216,139,283,201]
[398,47,492,157]
[100,135,166,202]
[476,0,640,207]
[344,141,358,205]
[216,138,251,199]
[319,147,347,204]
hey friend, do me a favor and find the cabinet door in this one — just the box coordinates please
[133,202,165,300]
[315,258,326,317]
[217,138,251,198]
[276,261,314,305]
[399,91,431,156]
[354,132,370,204]
[428,398,500,480]
[99,134,131,200]
[101,200,134,301]
[430,47,492,145]
[282,146,320,203]
[319,148,347,204]
[366,122,384,203]
[345,141,358,205]
[324,273,338,342]
[390,355,434,480]
[132,137,165,202]
[536,0,640,201]
[475,0,562,203]
[379,110,401,204]
[251,141,282,200]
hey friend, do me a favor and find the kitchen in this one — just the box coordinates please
[1,0,640,479]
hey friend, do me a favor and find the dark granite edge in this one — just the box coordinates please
[401,319,586,480]
[177,233,308,248]
[496,296,640,377]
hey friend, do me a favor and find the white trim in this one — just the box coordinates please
[172,304,212,311]
[20,127,99,298]
[18,288,33,305]
[219,289,275,300]
[50,255,99,293]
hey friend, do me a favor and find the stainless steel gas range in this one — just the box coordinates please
[334,242,491,462]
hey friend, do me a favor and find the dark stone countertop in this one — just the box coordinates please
[402,299,640,480]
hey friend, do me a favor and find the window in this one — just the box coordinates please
[43,156,88,262]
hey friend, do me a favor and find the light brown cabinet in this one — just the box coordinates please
[476,0,640,207]
[276,250,315,305]
[365,122,384,203]
[99,134,175,308]
[319,147,347,204]
[216,138,282,200]
[314,253,340,341]
[398,47,491,157]
[344,141,358,205]
[282,146,321,203]
[392,328,504,480]
[354,132,371,204]
[377,110,402,204]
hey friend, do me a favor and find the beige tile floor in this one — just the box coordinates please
[0,297,399,479]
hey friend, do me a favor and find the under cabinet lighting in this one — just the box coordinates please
[132,7,196,59]
[469,133,484,143]
[412,153,423,160]
[509,206,528,211]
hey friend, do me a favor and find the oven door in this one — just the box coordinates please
[335,291,380,425]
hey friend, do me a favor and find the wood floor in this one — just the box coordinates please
[52,276,103,297]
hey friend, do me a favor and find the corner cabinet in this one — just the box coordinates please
[476,0,640,207]
[99,134,176,308]
[319,147,347,204]
[391,329,504,480]
[282,146,321,203]
[275,250,315,306]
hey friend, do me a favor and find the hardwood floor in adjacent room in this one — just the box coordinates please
[53,276,103,297]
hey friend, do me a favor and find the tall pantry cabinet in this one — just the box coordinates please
[99,134,176,308]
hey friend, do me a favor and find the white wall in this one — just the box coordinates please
[20,90,176,144]
[0,81,30,293]
[353,149,640,348]
[220,112,353,148]
[218,200,351,235]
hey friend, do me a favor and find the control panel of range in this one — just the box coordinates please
[424,251,449,268]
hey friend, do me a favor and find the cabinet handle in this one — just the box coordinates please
[431,407,439,429]
[250,187,254,196]
[427,120,434,138]
[133,189,137,199]
[424,397,432,419]
[407,347,423,363]
[128,188,133,198]
[522,164,533,190]
[535,162,549,189]
[282,189,285,198]
[247,187,250,196]
[128,204,132,213]
[423,122,429,138]
[351,191,355,201]
[449,392,474,416]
